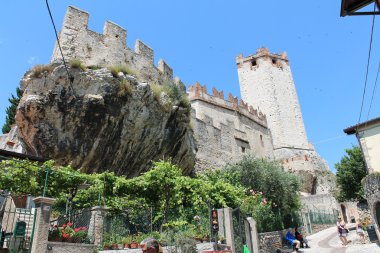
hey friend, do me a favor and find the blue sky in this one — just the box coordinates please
[0,1,379,172]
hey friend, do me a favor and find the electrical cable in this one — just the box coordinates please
[366,62,380,121]
[357,3,376,125]
[45,0,74,85]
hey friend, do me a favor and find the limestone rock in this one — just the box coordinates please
[13,64,196,176]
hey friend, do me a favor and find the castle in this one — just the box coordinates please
[0,6,333,195]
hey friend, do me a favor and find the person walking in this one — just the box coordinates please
[337,217,349,246]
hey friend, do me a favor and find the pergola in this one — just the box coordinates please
[340,0,380,16]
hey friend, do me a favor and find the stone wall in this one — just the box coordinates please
[258,227,307,253]
[51,6,174,85]
[47,242,97,253]
[363,173,380,239]
[301,194,339,212]
[188,82,274,171]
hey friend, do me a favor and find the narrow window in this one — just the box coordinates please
[241,147,246,153]
[251,59,257,67]
[260,135,264,147]
[272,58,277,64]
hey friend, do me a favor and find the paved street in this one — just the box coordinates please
[295,225,380,253]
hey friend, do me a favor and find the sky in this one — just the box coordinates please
[0,1,379,173]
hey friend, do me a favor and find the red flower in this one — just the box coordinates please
[74,228,80,232]
[67,222,73,227]
[62,233,70,239]
[62,224,67,228]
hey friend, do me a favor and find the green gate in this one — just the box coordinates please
[0,194,36,253]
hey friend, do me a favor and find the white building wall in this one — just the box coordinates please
[359,124,380,173]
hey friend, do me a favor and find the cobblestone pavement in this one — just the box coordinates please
[290,225,380,253]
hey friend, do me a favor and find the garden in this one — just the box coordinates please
[0,155,302,250]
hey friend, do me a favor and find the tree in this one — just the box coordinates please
[335,146,366,201]
[2,87,23,133]
[223,155,301,216]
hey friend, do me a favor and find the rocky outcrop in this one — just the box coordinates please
[278,148,335,194]
[12,64,196,176]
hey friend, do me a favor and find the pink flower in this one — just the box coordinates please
[67,222,73,227]
[74,228,80,232]
[62,224,67,228]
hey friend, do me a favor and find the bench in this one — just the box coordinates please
[269,233,295,253]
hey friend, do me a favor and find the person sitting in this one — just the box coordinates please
[295,226,310,248]
[286,228,300,253]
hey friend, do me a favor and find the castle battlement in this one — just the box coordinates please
[51,6,173,82]
[236,47,289,70]
[188,82,267,126]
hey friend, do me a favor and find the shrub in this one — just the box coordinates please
[31,64,54,78]
[118,79,133,97]
[150,83,164,101]
[108,65,136,78]
[70,59,87,71]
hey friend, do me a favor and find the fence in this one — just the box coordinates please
[302,206,339,234]
[48,206,96,244]
[102,205,213,249]
[0,194,36,253]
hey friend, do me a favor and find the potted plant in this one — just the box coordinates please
[130,234,141,249]
[111,240,119,250]
[122,236,132,249]
[103,242,112,250]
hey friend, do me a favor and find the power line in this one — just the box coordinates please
[366,62,380,121]
[45,0,74,85]
[314,135,346,145]
[357,3,376,125]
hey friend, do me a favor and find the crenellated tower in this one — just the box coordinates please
[236,48,332,194]
[236,48,310,153]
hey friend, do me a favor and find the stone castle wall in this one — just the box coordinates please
[236,48,309,150]
[189,82,274,171]
[51,6,174,84]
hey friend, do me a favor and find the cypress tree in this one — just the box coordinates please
[2,87,23,134]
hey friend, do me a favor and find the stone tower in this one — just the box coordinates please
[236,48,333,194]
[236,48,309,152]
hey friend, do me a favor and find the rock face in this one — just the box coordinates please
[15,64,196,176]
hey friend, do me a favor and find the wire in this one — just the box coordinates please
[357,3,376,125]
[313,135,346,145]
[366,62,380,121]
[45,0,74,84]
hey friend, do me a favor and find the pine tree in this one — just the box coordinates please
[2,87,23,134]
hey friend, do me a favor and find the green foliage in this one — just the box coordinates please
[224,155,301,215]
[108,65,136,77]
[335,146,366,201]
[2,87,23,133]
[150,83,190,113]
[1,158,284,234]
[0,160,91,199]
[70,59,87,71]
